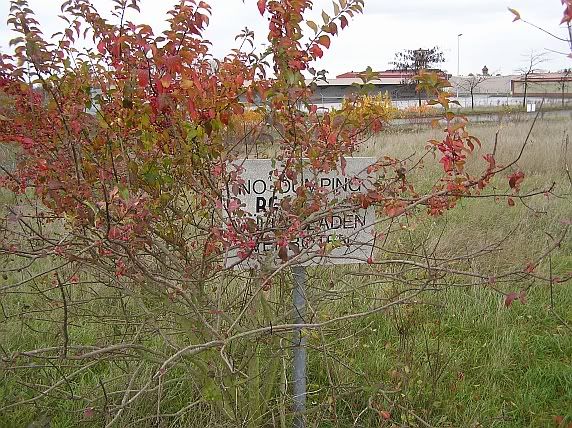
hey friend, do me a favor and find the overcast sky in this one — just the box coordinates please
[1,0,571,77]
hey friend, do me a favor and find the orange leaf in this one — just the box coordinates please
[181,79,194,90]
[160,75,172,88]
[317,35,330,49]
[508,7,521,22]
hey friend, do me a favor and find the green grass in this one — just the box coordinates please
[1,116,571,427]
[322,284,572,427]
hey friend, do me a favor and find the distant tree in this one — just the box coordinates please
[458,74,491,110]
[516,51,548,108]
[391,47,445,106]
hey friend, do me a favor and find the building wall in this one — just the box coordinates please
[450,75,515,95]
[311,83,422,103]
[512,80,572,97]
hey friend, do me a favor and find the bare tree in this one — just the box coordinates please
[516,51,549,108]
[457,74,492,110]
[557,68,572,107]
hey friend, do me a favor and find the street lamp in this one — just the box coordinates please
[457,33,463,76]
[456,33,463,99]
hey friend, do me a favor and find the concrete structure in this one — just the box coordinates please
[450,75,515,96]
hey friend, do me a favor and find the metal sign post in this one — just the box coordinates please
[223,157,377,427]
[292,265,307,428]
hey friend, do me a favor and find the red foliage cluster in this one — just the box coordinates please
[0,0,514,274]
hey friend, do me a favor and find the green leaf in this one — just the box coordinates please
[202,378,223,402]
[84,200,98,216]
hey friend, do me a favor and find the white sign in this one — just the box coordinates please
[224,158,377,268]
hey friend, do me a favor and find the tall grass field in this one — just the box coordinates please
[1,116,571,427]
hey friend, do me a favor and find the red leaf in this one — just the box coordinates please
[97,40,106,54]
[372,118,382,132]
[37,159,48,171]
[137,69,149,87]
[83,407,95,419]
[508,170,525,191]
[257,0,266,15]
[188,99,199,121]
[163,55,182,74]
[317,35,331,49]
[440,156,453,173]
[340,15,349,29]
[505,292,518,307]
[524,262,536,274]
[507,197,515,207]
[385,202,406,218]
[379,410,391,420]
[309,44,323,59]
[278,246,288,262]
[505,290,527,307]
[22,137,35,150]
[483,153,496,170]
[561,4,572,24]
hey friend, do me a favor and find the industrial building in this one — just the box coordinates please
[510,72,572,98]
[309,70,572,109]
[310,70,448,106]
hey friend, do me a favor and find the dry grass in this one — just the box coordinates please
[360,116,572,270]
[361,117,571,182]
